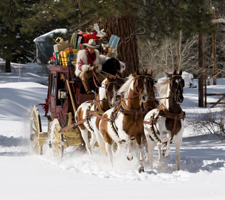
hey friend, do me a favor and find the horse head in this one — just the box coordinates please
[100,75,119,106]
[101,58,121,76]
[166,69,184,104]
[133,70,155,103]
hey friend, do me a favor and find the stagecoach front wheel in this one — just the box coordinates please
[49,119,64,159]
[30,105,43,155]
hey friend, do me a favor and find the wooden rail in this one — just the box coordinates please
[206,93,225,108]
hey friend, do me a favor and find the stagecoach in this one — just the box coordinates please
[30,54,125,158]
[30,56,185,173]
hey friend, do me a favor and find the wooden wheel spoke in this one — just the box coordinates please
[49,119,64,159]
[30,105,43,155]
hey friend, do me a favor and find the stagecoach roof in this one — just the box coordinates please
[33,29,67,42]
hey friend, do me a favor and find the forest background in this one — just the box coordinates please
[1,0,225,80]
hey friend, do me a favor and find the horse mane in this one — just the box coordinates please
[117,74,134,96]
[156,77,170,105]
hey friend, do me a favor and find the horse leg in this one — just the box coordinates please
[157,142,163,163]
[99,122,114,166]
[80,129,92,155]
[135,133,144,173]
[163,133,171,158]
[94,129,106,155]
[113,142,123,157]
[175,139,182,170]
[146,135,156,169]
[117,129,133,160]
[126,138,133,161]
[105,142,114,167]
[89,131,97,152]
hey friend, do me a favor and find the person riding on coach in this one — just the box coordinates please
[75,39,104,94]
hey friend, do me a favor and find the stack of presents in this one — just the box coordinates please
[51,24,120,67]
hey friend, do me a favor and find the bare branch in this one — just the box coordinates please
[212,18,225,24]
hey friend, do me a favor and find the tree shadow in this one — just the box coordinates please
[0,135,29,157]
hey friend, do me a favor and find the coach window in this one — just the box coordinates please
[50,73,56,96]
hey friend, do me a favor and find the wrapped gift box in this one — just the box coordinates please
[67,53,77,67]
[76,35,84,49]
[60,49,78,66]
[54,37,69,52]
[54,52,60,65]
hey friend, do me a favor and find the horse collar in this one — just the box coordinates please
[120,98,142,115]
[159,104,185,120]
[95,94,105,112]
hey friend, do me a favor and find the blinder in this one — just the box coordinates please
[169,75,184,103]
[134,75,154,94]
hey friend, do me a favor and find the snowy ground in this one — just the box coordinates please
[0,61,225,200]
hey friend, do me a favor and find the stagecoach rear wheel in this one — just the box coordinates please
[49,119,64,159]
[30,105,43,155]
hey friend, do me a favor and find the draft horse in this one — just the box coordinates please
[144,70,185,171]
[75,75,119,155]
[99,72,155,173]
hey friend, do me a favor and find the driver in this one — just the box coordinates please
[75,39,104,94]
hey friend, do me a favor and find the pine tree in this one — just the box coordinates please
[0,0,42,72]
[78,0,217,74]
[0,0,79,72]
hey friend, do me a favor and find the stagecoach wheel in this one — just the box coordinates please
[49,119,64,159]
[30,105,43,155]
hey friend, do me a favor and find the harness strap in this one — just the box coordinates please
[156,104,185,142]
[88,111,110,121]
[92,71,101,88]
[60,119,86,132]
[95,94,105,112]
[119,100,142,140]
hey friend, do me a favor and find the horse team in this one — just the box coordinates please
[75,69,185,173]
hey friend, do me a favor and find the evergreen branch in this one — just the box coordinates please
[36,0,50,11]
[125,1,154,10]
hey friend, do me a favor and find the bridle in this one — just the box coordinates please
[134,75,155,101]
[169,75,184,102]
[100,79,118,106]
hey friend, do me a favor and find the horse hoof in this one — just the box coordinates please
[162,149,170,158]
[127,156,133,161]
[138,167,144,173]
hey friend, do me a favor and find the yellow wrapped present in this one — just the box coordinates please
[60,49,78,66]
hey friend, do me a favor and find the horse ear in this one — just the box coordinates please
[179,69,182,75]
[149,70,153,76]
[173,69,177,75]
[165,72,170,78]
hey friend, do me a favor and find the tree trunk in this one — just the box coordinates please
[5,59,11,73]
[104,16,139,76]
[198,34,204,107]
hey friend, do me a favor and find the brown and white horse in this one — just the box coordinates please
[99,72,155,173]
[144,70,185,170]
[75,76,119,155]
[140,70,158,115]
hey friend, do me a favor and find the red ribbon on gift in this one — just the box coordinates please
[83,32,100,43]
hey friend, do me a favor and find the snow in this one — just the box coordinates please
[0,62,225,200]
[33,28,67,42]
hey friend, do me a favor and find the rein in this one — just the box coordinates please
[92,70,101,88]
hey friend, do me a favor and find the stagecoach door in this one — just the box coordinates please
[49,73,57,114]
